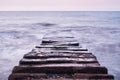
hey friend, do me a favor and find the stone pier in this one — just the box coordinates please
[8,31,114,80]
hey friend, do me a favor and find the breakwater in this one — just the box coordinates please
[9,31,114,80]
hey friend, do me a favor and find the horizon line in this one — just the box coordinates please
[0,10,120,11]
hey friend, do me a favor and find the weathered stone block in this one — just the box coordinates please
[12,66,107,74]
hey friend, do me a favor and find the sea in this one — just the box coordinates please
[0,11,120,80]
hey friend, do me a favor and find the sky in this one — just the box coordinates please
[0,0,120,11]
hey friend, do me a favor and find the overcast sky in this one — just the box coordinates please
[0,0,120,11]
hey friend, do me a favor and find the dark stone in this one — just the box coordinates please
[12,66,107,74]
[8,73,47,80]
[24,52,96,59]
[74,73,114,79]
[20,57,98,65]
[8,33,114,80]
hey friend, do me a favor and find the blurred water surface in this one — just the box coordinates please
[0,11,120,80]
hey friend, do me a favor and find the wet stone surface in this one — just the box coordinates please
[8,32,114,80]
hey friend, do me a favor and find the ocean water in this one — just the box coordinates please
[0,11,120,80]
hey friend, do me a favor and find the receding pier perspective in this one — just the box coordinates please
[8,31,114,80]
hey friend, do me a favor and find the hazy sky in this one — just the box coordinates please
[0,0,120,11]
